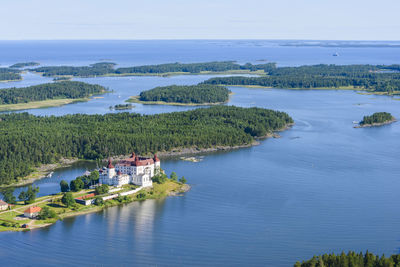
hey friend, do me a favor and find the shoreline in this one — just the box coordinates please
[0,180,191,232]
[126,93,233,106]
[0,158,80,188]
[354,118,397,128]
[0,90,107,111]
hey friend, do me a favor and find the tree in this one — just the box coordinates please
[95,184,109,195]
[179,176,187,184]
[152,173,167,184]
[60,180,69,192]
[38,206,57,220]
[136,191,147,200]
[18,185,39,204]
[61,192,75,207]
[94,196,103,206]
[70,178,84,192]
[1,187,16,204]
[170,172,178,181]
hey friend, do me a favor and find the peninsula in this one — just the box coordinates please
[355,112,396,128]
[0,154,189,232]
[0,106,293,186]
[0,81,107,111]
[129,84,231,105]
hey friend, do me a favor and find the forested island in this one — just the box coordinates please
[9,62,40,68]
[202,64,400,94]
[30,61,271,77]
[110,103,134,110]
[133,84,231,105]
[0,106,293,185]
[295,251,400,267]
[0,81,107,111]
[356,112,396,127]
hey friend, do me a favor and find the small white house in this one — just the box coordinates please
[24,206,41,218]
[0,200,8,211]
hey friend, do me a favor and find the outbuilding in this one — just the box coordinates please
[0,200,8,211]
[24,206,41,218]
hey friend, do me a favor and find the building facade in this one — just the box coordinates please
[24,206,41,218]
[99,152,160,187]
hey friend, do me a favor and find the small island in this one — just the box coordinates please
[355,112,396,128]
[128,84,231,105]
[110,103,134,110]
[0,154,189,232]
[0,81,107,111]
[10,62,40,68]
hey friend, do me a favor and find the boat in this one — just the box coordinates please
[333,52,339,57]
[47,171,54,178]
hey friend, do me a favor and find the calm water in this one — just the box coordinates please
[0,41,400,266]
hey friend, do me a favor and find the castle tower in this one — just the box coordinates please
[107,158,116,178]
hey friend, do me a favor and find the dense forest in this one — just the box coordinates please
[9,62,40,68]
[30,61,275,77]
[203,64,400,93]
[0,106,292,185]
[360,112,395,125]
[115,61,276,74]
[32,62,117,77]
[0,68,21,81]
[294,251,400,267]
[0,81,106,105]
[139,84,230,104]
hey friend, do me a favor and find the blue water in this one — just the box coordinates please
[0,41,400,266]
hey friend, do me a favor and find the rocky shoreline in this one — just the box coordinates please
[354,118,397,128]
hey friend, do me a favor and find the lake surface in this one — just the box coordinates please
[0,40,400,266]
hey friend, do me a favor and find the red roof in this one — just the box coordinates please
[116,152,155,167]
[76,193,96,200]
[0,200,8,206]
[153,154,160,162]
[24,206,41,213]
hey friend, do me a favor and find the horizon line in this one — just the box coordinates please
[0,38,400,42]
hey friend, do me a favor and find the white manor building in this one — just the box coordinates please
[99,152,160,187]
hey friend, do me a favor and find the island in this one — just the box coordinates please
[0,81,107,111]
[202,64,400,95]
[9,62,40,68]
[129,84,231,105]
[29,61,271,77]
[110,103,134,110]
[0,154,190,232]
[295,251,400,267]
[355,112,396,128]
[0,106,293,186]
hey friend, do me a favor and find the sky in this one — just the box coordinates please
[1,0,399,40]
